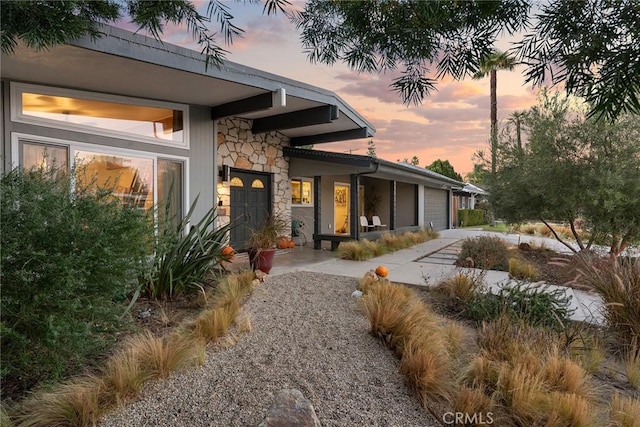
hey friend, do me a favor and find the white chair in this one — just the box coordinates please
[360,216,375,232]
[372,216,387,230]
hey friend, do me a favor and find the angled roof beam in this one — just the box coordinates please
[211,89,286,119]
[290,127,370,147]
[252,105,339,134]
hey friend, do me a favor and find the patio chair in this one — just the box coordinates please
[372,216,387,230]
[360,216,375,232]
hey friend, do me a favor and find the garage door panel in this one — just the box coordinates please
[424,188,448,231]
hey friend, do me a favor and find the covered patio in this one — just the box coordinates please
[285,148,463,250]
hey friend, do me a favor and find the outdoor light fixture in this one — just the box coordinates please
[272,88,286,108]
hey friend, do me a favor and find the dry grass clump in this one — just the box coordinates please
[360,278,456,410]
[574,256,640,352]
[338,240,374,260]
[101,349,150,406]
[16,376,106,427]
[339,230,439,260]
[452,386,495,421]
[508,257,539,280]
[521,224,538,235]
[192,300,240,342]
[438,272,484,303]
[214,270,254,306]
[469,315,601,425]
[379,232,406,251]
[623,350,640,389]
[542,351,591,397]
[10,271,256,426]
[545,392,597,427]
[361,239,387,257]
[128,332,203,379]
[610,394,640,427]
[400,332,456,404]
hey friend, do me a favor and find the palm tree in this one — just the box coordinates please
[473,51,517,174]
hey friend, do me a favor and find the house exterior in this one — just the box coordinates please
[1,25,374,250]
[455,183,488,210]
[286,148,463,249]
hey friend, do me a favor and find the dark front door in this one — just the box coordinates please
[229,170,271,250]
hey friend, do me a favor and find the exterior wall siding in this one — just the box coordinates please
[188,106,215,223]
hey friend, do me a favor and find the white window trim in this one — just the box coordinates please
[11,82,190,149]
[11,132,190,224]
[290,177,313,207]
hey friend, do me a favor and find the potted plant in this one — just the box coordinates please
[246,211,289,274]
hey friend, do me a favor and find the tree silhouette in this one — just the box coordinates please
[473,50,517,175]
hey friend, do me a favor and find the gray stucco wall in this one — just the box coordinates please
[291,206,314,245]
[397,182,417,227]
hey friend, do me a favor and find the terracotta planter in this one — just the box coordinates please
[248,248,276,274]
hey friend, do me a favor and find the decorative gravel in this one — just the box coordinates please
[99,272,437,427]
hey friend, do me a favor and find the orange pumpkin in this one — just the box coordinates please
[221,246,234,260]
[375,265,388,278]
[288,240,296,248]
[277,237,289,249]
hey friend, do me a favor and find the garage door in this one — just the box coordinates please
[424,187,449,231]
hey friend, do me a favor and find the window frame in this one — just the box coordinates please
[11,82,190,149]
[291,177,313,206]
[11,133,189,224]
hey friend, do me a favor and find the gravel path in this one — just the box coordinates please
[99,272,437,427]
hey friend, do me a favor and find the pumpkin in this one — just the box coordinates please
[277,237,289,249]
[375,265,388,278]
[288,240,296,248]
[221,246,234,260]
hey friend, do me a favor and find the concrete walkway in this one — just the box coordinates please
[261,229,604,325]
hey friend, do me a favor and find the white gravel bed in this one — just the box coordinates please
[99,272,437,427]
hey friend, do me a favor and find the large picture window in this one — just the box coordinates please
[12,83,188,147]
[15,134,186,225]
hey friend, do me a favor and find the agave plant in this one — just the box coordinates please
[142,195,233,299]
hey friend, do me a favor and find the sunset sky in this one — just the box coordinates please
[120,2,543,177]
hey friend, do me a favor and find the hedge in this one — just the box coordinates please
[458,209,485,227]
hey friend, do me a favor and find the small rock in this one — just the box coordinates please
[351,290,363,298]
[252,279,261,286]
[258,389,321,427]
[255,270,268,282]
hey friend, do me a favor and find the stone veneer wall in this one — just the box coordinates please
[216,117,291,235]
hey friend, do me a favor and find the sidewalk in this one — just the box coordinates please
[265,229,604,325]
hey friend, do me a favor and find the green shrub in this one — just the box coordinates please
[464,281,575,330]
[1,167,151,397]
[458,209,485,227]
[142,196,232,299]
[459,236,509,270]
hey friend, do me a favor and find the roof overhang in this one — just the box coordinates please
[1,25,375,144]
[285,147,464,190]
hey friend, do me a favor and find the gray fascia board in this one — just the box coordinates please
[68,25,375,132]
[376,162,464,189]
